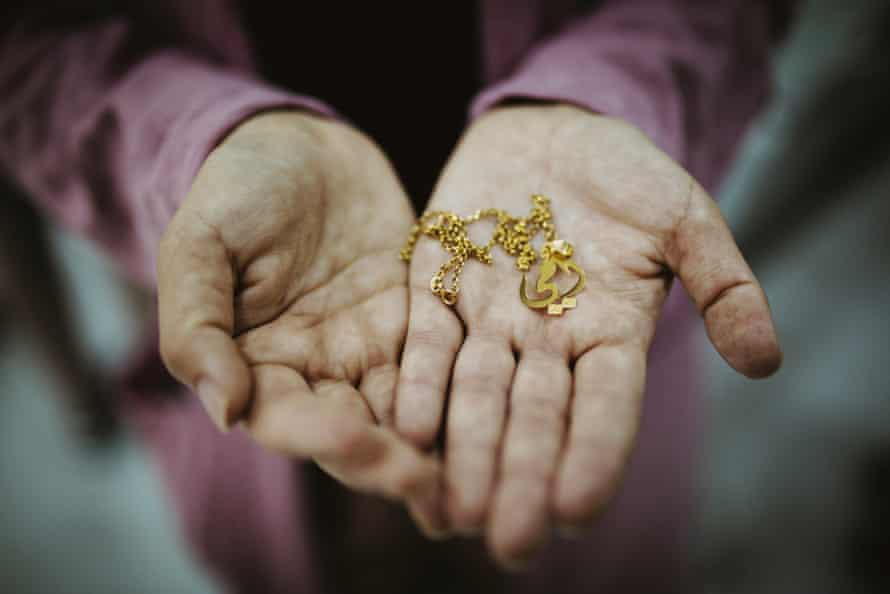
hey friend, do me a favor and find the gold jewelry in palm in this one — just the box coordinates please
[395,105,781,567]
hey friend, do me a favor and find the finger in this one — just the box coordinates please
[350,369,451,539]
[395,288,463,448]
[240,322,403,427]
[158,217,250,430]
[488,348,572,568]
[246,366,441,503]
[359,363,400,426]
[358,361,449,536]
[552,345,646,529]
[406,469,451,541]
[358,361,451,538]
[314,383,441,504]
[667,181,782,378]
[445,333,514,533]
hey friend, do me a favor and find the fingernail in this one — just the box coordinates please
[196,379,229,432]
[411,484,452,541]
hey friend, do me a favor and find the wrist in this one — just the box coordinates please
[220,109,325,152]
[470,103,646,150]
[474,101,583,126]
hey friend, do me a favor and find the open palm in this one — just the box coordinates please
[395,105,782,565]
[158,112,439,522]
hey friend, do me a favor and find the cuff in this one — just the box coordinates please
[151,65,337,232]
[470,46,685,162]
[135,53,337,283]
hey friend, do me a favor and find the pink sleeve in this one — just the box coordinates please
[473,0,791,188]
[0,18,334,286]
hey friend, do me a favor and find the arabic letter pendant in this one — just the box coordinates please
[519,240,586,316]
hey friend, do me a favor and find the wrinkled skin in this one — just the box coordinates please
[157,111,442,529]
[157,104,780,571]
[395,105,781,567]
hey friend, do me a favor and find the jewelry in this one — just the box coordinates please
[400,195,586,315]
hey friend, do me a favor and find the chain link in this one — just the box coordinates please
[400,194,563,307]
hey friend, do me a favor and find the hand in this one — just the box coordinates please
[395,105,781,566]
[158,111,441,527]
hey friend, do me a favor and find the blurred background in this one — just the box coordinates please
[692,1,890,592]
[0,189,218,592]
[2,0,889,592]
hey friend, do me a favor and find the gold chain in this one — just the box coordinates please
[400,195,586,315]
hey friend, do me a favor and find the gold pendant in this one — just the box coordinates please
[519,240,586,316]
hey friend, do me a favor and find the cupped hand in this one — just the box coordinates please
[395,105,781,566]
[158,111,441,528]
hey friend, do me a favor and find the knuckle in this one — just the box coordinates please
[398,382,447,418]
[395,413,439,449]
[366,362,399,389]
[397,371,439,393]
[395,383,445,445]
[504,445,554,484]
[454,352,513,394]
[406,325,461,352]
[329,418,373,461]
[521,347,567,369]
[517,373,555,402]
[450,434,497,461]
[449,406,501,447]
[511,461,552,485]
[158,334,189,379]
[699,267,749,303]
[451,370,502,399]
[512,394,566,433]
[159,322,212,384]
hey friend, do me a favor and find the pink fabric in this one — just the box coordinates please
[477,0,777,189]
[127,385,322,593]
[0,1,786,592]
[0,16,333,286]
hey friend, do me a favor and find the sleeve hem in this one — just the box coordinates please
[470,61,685,161]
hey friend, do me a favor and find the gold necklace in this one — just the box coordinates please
[400,194,586,315]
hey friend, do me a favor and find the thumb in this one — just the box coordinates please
[158,215,251,429]
[666,180,782,379]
